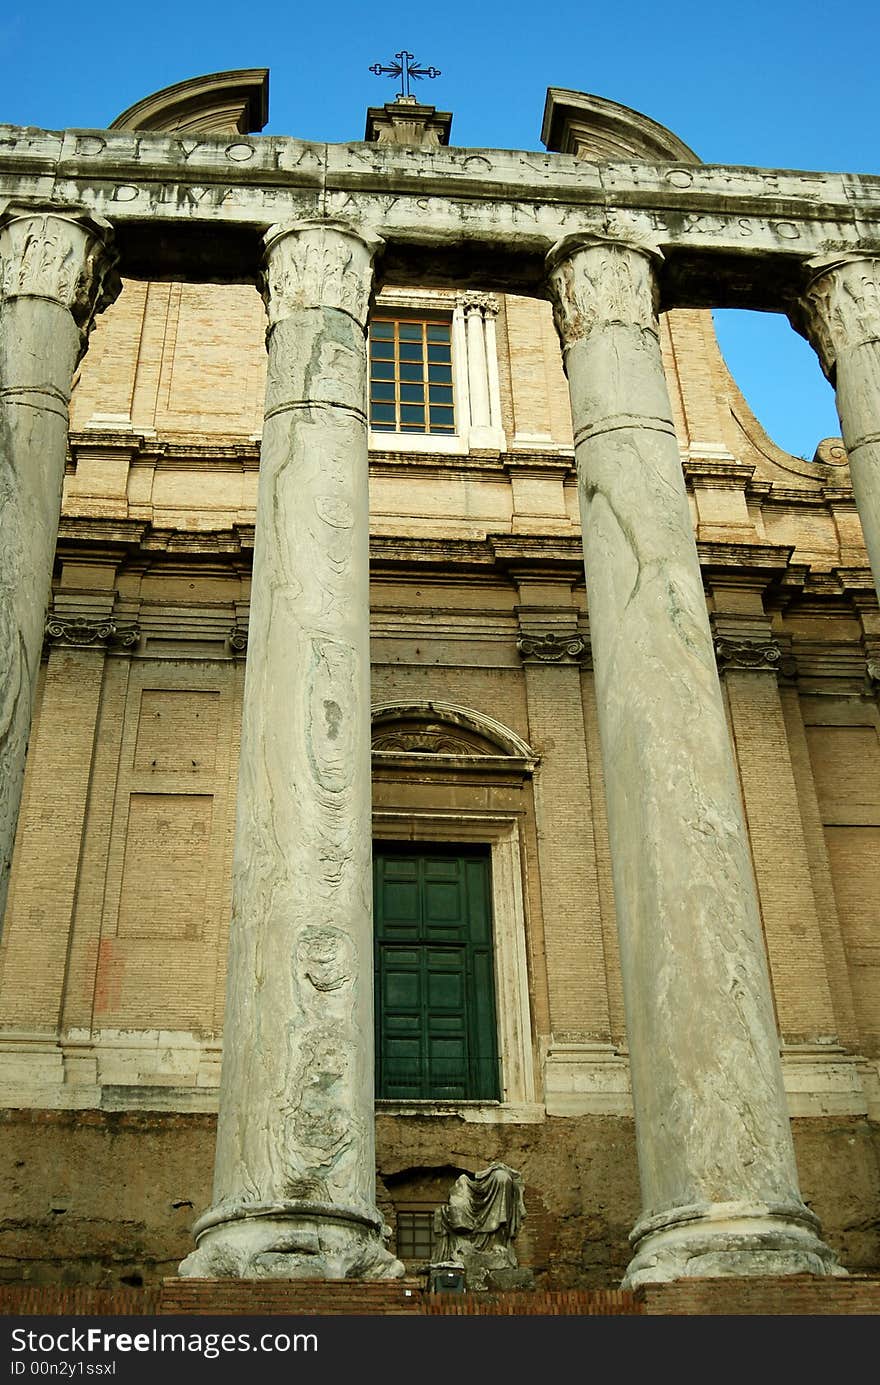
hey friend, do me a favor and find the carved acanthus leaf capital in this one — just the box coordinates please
[714,637,793,676]
[799,254,880,380]
[517,632,589,665]
[45,616,140,649]
[260,219,384,329]
[0,208,120,349]
[545,214,663,348]
[457,291,499,318]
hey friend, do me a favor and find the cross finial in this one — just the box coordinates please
[369,50,441,100]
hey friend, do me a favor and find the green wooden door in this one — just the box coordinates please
[374,846,499,1100]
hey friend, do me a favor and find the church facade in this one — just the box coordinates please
[0,72,878,1289]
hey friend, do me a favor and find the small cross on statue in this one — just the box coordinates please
[369,50,441,100]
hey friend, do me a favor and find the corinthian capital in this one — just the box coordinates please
[260,219,384,330]
[0,207,120,347]
[799,254,880,380]
[545,217,663,350]
[457,291,499,318]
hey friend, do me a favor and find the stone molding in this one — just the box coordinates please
[516,631,589,665]
[44,615,140,649]
[260,219,384,329]
[0,207,119,350]
[800,254,880,379]
[545,218,663,348]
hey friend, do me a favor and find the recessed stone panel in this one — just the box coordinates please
[134,690,220,774]
[117,793,213,938]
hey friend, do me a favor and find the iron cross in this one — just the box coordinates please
[369,51,441,99]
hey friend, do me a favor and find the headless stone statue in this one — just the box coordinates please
[432,1162,531,1289]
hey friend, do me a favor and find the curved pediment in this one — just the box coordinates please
[109,69,269,135]
[541,89,700,163]
[371,701,535,763]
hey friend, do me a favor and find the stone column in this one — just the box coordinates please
[180,220,403,1280]
[459,292,503,449]
[0,207,118,927]
[465,294,492,432]
[798,256,880,600]
[545,224,840,1286]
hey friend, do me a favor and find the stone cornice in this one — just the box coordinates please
[63,432,866,520]
[683,458,756,488]
[764,484,843,505]
[696,541,795,576]
[68,435,262,473]
[795,567,877,599]
[56,517,147,548]
[48,522,832,592]
[139,526,254,554]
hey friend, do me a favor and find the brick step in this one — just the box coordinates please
[0,1286,160,1316]
[158,1279,425,1315]
[422,1289,640,1314]
[639,1275,880,1315]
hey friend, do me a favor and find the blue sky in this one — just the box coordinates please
[3,0,878,458]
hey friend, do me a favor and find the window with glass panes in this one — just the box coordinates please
[369,316,455,434]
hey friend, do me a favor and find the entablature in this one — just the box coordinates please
[2,123,878,312]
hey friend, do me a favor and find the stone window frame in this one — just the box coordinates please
[368,289,505,456]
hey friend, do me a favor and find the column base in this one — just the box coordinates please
[622,1200,845,1288]
[179,1200,406,1281]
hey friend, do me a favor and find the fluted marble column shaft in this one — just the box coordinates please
[0,209,117,926]
[800,256,880,599]
[181,220,402,1280]
[546,228,840,1286]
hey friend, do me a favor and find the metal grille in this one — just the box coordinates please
[369,317,455,434]
[396,1210,437,1262]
